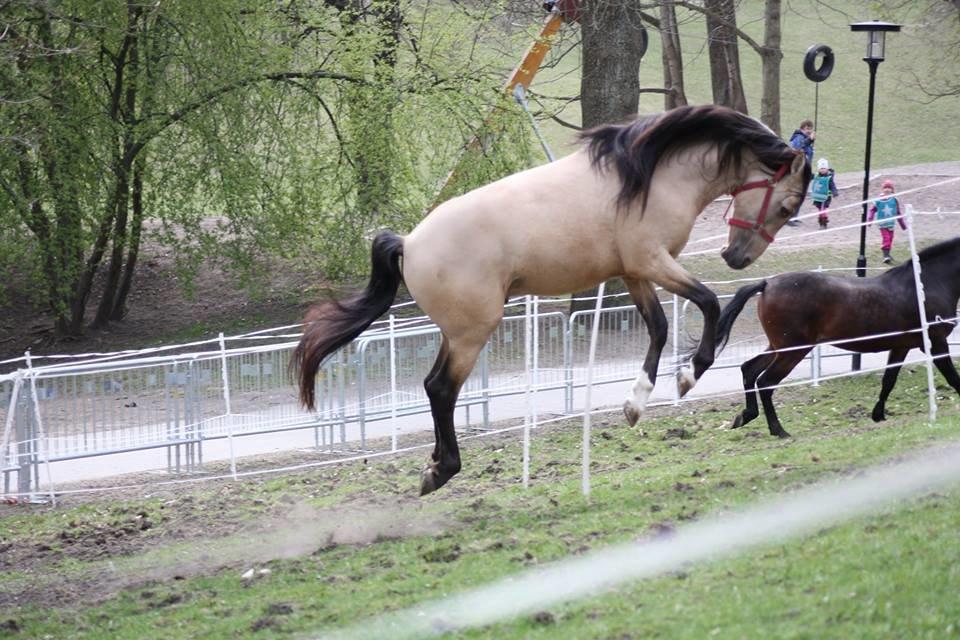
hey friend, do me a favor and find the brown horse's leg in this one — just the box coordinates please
[622,278,668,426]
[930,336,960,397]
[755,347,811,438]
[732,349,776,429]
[420,334,489,497]
[871,348,909,422]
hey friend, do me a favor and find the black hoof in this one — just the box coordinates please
[731,413,744,429]
[771,428,792,439]
[871,407,885,422]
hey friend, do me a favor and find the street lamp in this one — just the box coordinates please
[849,20,900,371]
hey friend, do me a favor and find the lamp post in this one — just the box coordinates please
[849,20,900,371]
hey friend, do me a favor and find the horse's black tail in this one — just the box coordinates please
[293,231,404,410]
[715,280,767,356]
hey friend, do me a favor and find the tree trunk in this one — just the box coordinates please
[572,0,647,314]
[579,0,646,128]
[704,0,748,113]
[760,0,782,134]
[111,154,144,321]
[94,5,141,328]
[659,0,687,109]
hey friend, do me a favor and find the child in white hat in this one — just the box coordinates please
[809,158,839,229]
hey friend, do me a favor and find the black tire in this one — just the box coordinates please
[803,44,834,82]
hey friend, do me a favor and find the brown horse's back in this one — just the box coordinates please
[759,272,922,353]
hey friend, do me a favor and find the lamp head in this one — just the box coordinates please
[850,20,901,61]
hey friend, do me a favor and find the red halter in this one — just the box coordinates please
[724,164,790,243]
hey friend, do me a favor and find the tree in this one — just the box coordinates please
[667,0,784,131]
[760,0,782,134]
[659,0,688,109]
[571,0,650,314]
[0,0,534,339]
[579,0,647,128]
[703,0,747,113]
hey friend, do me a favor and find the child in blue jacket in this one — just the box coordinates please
[810,158,839,229]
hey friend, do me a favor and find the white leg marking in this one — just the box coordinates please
[628,376,655,412]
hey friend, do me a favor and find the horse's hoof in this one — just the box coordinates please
[772,429,792,439]
[871,407,885,422]
[731,414,744,429]
[419,466,439,496]
[623,401,641,427]
[677,367,696,397]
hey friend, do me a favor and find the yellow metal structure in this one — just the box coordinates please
[429,11,569,210]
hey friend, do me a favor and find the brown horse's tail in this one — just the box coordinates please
[292,231,404,410]
[715,280,767,355]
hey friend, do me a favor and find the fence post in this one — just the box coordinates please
[582,282,606,498]
[218,333,238,480]
[22,353,56,504]
[337,350,347,449]
[388,315,398,452]
[523,296,532,489]
[812,267,822,386]
[480,344,490,429]
[904,205,938,422]
[672,295,680,406]
[1,373,23,495]
[358,342,368,452]
[564,312,573,414]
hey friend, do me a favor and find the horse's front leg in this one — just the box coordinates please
[622,278,668,426]
[929,334,960,398]
[648,255,720,397]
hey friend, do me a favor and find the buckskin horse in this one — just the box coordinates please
[294,104,812,495]
[713,236,960,438]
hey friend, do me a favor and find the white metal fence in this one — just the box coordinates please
[1,292,756,494]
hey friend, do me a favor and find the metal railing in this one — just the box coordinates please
[6,287,953,495]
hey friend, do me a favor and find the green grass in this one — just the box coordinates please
[2,366,959,638]
[531,0,957,171]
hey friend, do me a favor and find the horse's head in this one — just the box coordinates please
[721,151,810,269]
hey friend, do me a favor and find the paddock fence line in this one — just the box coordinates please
[1,200,958,497]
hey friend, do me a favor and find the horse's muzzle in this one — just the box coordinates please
[721,245,753,269]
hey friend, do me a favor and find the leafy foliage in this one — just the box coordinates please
[0,0,536,334]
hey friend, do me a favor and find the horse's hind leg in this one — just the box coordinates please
[420,332,491,496]
[622,278,668,426]
[756,347,811,438]
[732,349,776,429]
[871,348,909,422]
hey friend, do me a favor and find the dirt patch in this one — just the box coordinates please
[0,487,450,611]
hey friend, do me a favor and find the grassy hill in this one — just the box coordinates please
[1,367,958,638]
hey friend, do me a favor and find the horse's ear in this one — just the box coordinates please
[790,151,806,174]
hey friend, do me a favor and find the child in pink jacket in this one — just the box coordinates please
[868,179,907,264]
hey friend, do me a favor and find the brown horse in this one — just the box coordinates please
[714,236,960,438]
[294,104,811,495]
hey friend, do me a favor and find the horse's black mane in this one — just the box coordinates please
[887,235,960,276]
[579,104,811,210]
[918,236,960,262]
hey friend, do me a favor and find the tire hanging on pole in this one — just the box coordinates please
[803,44,834,130]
